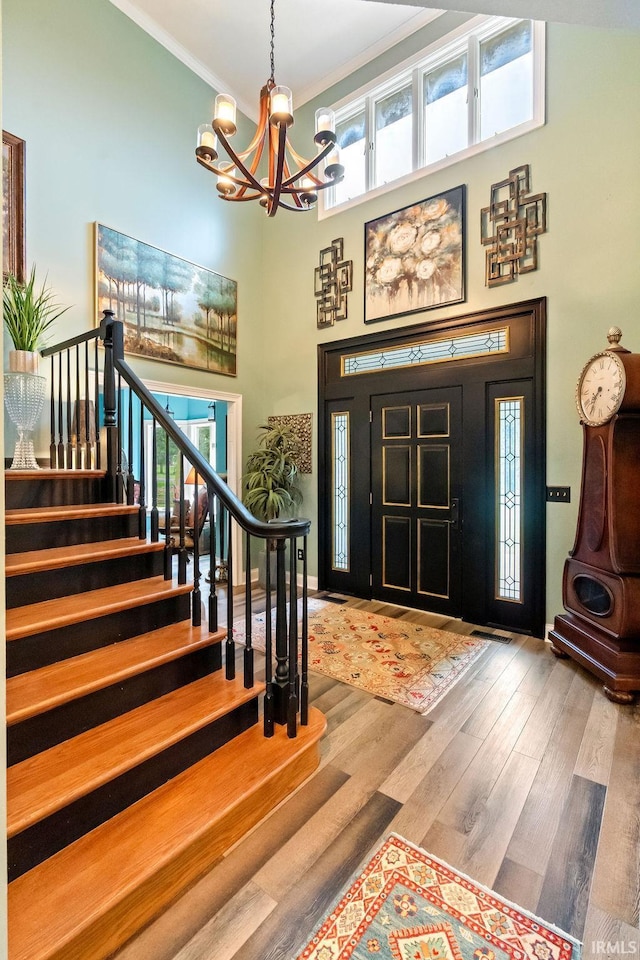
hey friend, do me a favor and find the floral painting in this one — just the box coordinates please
[95,223,237,376]
[364,186,465,324]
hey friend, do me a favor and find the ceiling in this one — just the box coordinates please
[109,0,640,120]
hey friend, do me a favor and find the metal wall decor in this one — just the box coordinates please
[314,238,353,328]
[267,413,313,474]
[481,164,547,287]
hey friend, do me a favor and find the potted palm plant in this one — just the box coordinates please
[4,266,70,373]
[243,422,303,586]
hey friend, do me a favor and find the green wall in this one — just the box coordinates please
[3,0,640,623]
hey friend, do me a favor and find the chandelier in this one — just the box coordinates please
[195,0,344,217]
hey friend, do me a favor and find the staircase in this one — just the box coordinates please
[5,468,325,960]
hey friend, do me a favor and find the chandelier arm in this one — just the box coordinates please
[214,126,265,194]
[267,122,288,217]
[281,139,335,189]
[281,155,304,209]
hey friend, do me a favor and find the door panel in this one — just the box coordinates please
[372,386,462,615]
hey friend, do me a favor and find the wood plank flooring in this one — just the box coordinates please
[112,593,640,960]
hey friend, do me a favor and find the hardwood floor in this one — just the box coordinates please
[112,593,640,960]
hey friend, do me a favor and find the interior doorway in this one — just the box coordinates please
[318,299,546,637]
[145,377,243,584]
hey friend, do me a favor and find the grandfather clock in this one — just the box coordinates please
[549,327,640,703]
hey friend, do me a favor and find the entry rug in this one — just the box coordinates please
[294,834,581,960]
[234,599,487,714]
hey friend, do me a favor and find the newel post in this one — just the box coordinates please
[272,537,290,724]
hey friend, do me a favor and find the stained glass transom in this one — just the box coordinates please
[331,412,350,572]
[342,328,508,376]
[496,398,523,602]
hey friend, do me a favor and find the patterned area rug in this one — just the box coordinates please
[295,834,581,960]
[235,598,487,715]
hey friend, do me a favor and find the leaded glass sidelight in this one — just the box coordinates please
[331,412,350,571]
[496,397,523,602]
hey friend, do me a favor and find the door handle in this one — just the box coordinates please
[450,498,460,531]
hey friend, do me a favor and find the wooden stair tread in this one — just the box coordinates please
[8,707,325,960]
[5,469,106,480]
[8,672,265,836]
[5,502,139,524]
[7,621,227,725]
[6,537,165,575]
[6,576,193,641]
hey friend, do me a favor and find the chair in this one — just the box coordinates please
[160,487,209,554]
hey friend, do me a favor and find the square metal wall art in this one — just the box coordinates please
[364,185,465,324]
[480,164,547,287]
[314,238,352,328]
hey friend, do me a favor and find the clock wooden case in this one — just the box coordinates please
[549,328,640,702]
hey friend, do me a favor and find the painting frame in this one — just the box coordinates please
[95,223,237,377]
[364,185,465,325]
[3,130,26,282]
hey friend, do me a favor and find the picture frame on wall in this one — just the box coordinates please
[364,185,465,325]
[3,130,26,282]
[95,223,237,376]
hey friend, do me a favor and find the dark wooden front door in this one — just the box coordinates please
[318,299,547,637]
[371,387,462,615]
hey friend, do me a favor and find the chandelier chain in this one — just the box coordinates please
[269,0,275,84]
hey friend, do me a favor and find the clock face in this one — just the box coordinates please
[576,351,626,426]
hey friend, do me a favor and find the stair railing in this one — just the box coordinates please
[41,311,311,738]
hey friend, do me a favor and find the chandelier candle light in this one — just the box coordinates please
[195,0,344,216]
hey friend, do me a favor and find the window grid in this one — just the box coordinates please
[342,327,509,377]
[331,412,350,571]
[496,398,523,603]
[326,16,544,213]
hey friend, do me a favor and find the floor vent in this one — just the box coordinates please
[471,629,512,644]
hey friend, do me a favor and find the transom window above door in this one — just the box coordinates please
[322,17,545,217]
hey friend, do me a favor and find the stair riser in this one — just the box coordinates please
[8,696,260,882]
[6,550,166,608]
[5,475,110,510]
[8,593,192,677]
[8,643,223,765]
[6,513,139,553]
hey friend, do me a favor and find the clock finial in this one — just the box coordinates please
[607,326,629,353]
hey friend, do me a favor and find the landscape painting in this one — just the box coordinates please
[95,223,237,376]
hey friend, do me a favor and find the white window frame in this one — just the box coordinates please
[320,16,545,219]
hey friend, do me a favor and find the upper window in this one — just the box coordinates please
[325,17,544,215]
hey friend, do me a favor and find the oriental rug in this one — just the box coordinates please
[234,599,487,715]
[294,834,581,960]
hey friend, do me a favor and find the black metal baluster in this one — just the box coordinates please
[84,342,91,469]
[192,471,202,627]
[244,534,254,688]
[74,343,81,469]
[94,337,101,470]
[126,387,135,505]
[225,510,235,680]
[56,352,64,469]
[65,349,73,469]
[177,457,187,584]
[263,539,274,737]
[150,416,159,542]
[49,356,56,468]
[300,534,309,725]
[163,430,172,579]
[138,398,146,539]
[208,487,218,631]
[287,536,299,738]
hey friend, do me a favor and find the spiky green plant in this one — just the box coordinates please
[243,422,303,522]
[3,266,70,352]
